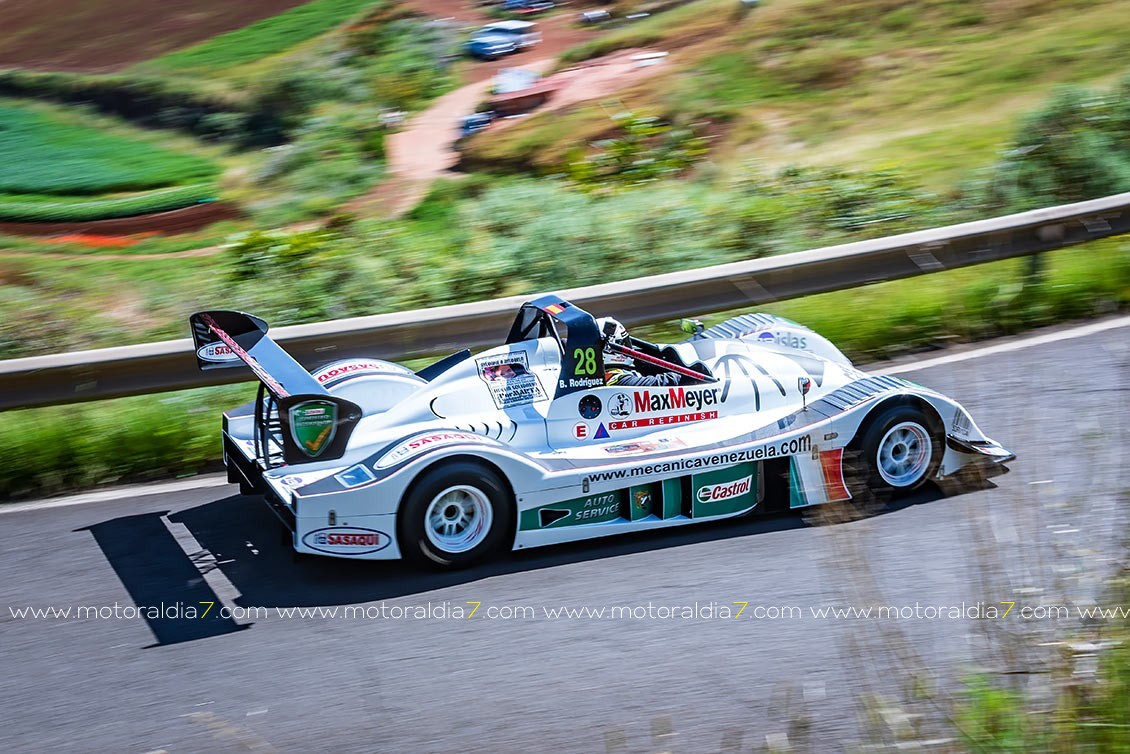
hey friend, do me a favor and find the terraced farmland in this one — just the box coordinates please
[0,102,220,222]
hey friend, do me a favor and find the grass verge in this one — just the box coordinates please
[2,235,1127,501]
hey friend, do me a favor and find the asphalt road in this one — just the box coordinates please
[2,320,1128,753]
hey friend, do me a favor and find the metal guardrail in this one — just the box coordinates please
[3,193,1128,410]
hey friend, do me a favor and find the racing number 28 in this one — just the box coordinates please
[573,347,597,376]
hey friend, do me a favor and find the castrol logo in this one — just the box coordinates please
[696,475,752,503]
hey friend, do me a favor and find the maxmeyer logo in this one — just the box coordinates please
[302,527,391,555]
[633,387,722,414]
[197,342,241,363]
[696,475,752,504]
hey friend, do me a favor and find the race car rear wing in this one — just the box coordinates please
[189,310,362,465]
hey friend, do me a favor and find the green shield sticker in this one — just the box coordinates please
[290,400,337,458]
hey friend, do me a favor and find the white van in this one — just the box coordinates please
[475,20,542,49]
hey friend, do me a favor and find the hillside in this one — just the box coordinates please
[460,0,1130,187]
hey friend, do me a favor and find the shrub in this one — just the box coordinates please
[979,78,1130,211]
[566,113,711,191]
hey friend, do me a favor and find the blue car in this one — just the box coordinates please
[465,35,517,61]
[460,112,495,138]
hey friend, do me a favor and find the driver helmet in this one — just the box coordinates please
[597,317,633,367]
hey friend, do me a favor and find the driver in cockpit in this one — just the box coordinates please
[598,318,684,388]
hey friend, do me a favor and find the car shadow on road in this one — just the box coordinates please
[82,478,996,644]
[81,512,252,647]
[175,483,982,607]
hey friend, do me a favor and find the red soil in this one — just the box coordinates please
[0,202,239,237]
[0,0,310,72]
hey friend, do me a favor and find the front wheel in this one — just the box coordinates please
[847,406,942,499]
[398,461,513,569]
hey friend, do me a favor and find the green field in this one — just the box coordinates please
[0,102,220,222]
[144,0,381,72]
[0,103,217,196]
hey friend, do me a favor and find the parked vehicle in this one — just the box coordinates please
[504,0,555,13]
[459,111,495,137]
[475,20,542,49]
[464,34,518,60]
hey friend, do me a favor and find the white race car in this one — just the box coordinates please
[190,296,1013,568]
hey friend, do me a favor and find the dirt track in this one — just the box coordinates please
[353,1,667,217]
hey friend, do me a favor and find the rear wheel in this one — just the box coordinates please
[847,405,942,500]
[399,462,512,569]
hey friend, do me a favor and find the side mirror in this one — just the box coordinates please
[798,376,812,410]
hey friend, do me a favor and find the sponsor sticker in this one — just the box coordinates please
[690,464,758,517]
[697,475,752,504]
[608,410,717,431]
[755,329,808,350]
[609,392,633,419]
[475,352,548,409]
[578,394,602,419]
[375,431,484,470]
[289,400,338,458]
[314,360,408,384]
[302,527,391,555]
[520,492,622,530]
[952,409,973,438]
[603,438,685,455]
[197,342,241,363]
[335,464,376,488]
[632,387,723,414]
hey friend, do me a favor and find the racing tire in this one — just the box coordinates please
[846,405,943,501]
[399,461,513,569]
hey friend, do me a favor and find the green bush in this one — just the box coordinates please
[979,77,1130,211]
[566,113,711,191]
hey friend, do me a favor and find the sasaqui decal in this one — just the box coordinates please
[375,431,484,469]
[302,527,391,555]
[197,342,241,363]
